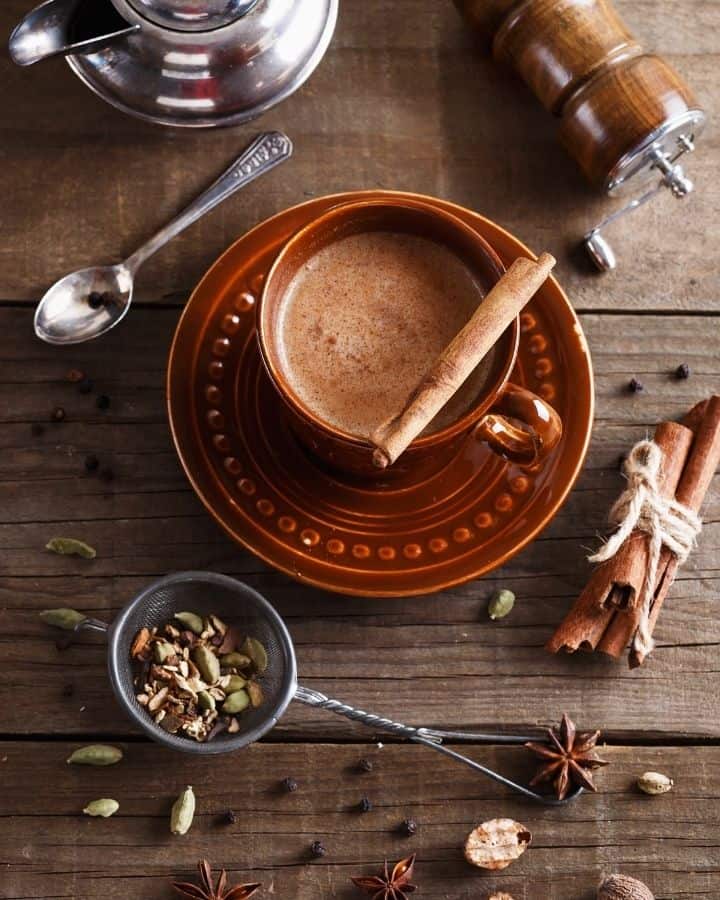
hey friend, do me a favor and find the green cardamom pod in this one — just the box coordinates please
[220,652,252,669]
[83,798,119,817]
[488,589,515,620]
[241,637,268,673]
[174,611,204,635]
[153,640,175,664]
[198,690,216,711]
[637,771,674,795]
[39,608,86,631]
[222,689,250,714]
[45,537,97,559]
[170,785,195,835]
[225,674,247,692]
[67,744,123,766]
[193,644,220,684]
[247,681,264,708]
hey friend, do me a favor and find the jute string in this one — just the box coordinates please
[588,439,701,658]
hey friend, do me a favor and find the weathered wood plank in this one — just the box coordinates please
[0,1,717,310]
[1,742,718,900]
[1,306,719,739]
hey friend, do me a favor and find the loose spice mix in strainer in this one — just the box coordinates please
[60,571,585,803]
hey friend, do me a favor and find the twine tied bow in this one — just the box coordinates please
[589,439,702,658]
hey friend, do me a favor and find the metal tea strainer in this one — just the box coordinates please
[70,571,582,805]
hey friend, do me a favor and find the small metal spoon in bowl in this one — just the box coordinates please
[34,131,293,345]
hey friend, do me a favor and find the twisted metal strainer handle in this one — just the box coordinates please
[294,685,582,805]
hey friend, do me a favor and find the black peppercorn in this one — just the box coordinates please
[99,466,115,482]
[310,840,326,858]
[87,292,104,309]
[357,758,373,773]
[51,407,66,422]
[223,810,237,825]
[281,776,298,793]
[31,423,45,437]
[62,683,75,697]
[78,377,94,394]
[96,394,110,410]
[400,818,417,836]
[675,363,691,379]
[358,796,372,813]
[628,377,644,394]
[84,454,100,473]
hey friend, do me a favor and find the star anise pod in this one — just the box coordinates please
[525,713,609,800]
[351,853,417,899]
[172,859,261,900]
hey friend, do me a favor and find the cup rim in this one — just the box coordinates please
[257,197,520,450]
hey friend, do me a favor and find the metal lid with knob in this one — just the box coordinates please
[454,0,707,271]
[126,0,259,31]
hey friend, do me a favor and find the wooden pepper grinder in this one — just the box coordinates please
[454,0,706,270]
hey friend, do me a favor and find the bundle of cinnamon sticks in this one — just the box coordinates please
[547,395,720,668]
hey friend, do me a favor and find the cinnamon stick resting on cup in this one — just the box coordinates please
[371,253,556,469]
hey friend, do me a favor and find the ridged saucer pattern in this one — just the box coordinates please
[167,191,594,596]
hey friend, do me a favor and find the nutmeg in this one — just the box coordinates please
[486,894,516,900]
[598,873,654,900]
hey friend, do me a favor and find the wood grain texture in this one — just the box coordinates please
[0,0,718,310]
[1,742,718,899]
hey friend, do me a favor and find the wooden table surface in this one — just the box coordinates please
[2,1,719,898]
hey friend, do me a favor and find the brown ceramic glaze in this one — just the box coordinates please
[455,0,701,187]
[167,190,594,597]
[257,198,560,478]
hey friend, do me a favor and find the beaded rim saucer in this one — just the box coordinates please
[167,190,594,597]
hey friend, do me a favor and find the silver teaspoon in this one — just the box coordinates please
[34,131,293,345]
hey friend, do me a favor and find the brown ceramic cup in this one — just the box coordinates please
[257,198,562,478]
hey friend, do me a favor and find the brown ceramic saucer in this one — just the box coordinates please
[167,191,594,597]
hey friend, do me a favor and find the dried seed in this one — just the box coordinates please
[598,874,654,900]
[170,785,195,835]
[193,644,221,684]
[40,608,86,631]
[51,406,66,422]
[153,641,176,664]
[220,652,252,669]
[241,637,268,673]
[675,363,691,379]
[223,674,247,692]
[222,690,250,714]
[310,840,326,858]
[198,691,216,711]
[358,796,372,813]
[223,809,237,825]
[160,713,183,733]
[83,798,119,818]
[628,377,644,394]
[247,681,264,708]
[464,818,531,870]
[227,717,240,733]
[174,612,204,635]
[400,818,417,836]
[486,894,516,900]
[148,687,169,713]
[218,625,241,654]
[209,614,228,635]
[358,758,373,773]
[488,588,515,620]
[136,693,149,706]
[282,777,298,793]
[67,745,123,766]
[45,537,96,559]
[637,771,673,795]
[130,628,151,658]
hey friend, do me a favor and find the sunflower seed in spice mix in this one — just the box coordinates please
[130,612,267,743]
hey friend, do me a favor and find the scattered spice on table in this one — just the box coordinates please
[464,819,531,870]
[525,713,608,800]
[309,840,327,858]
[357,757,373,773]
[51,406,66,422]
[130,612,267,742]
[488,588,515,620]
[222,810,237,825]
[62,683,75,697]
[399,817,417,836]
[675,362,691,379]
[83,798,119,818]
[281,776,298,793]
[172,859,260,900]
[597,874,654,900]
[358,796,372,813]
[40,607,86,630]
[96,394,111,410]
[84,454,99,472]
[170,785,195,835]
[351,854,416,899]
[65,368,84,383]
[67,744,123,766]
[46,537,97,559]
[628,377,644,393]
[636,771,673,795]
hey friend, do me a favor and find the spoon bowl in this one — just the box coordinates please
[34,264,133,345]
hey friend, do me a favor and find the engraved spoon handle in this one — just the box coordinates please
[124,131,293,275]
[294,685,582,805]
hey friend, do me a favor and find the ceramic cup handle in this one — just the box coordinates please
[474,382,562,467]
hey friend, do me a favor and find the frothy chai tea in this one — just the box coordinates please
[276,231,497,439]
